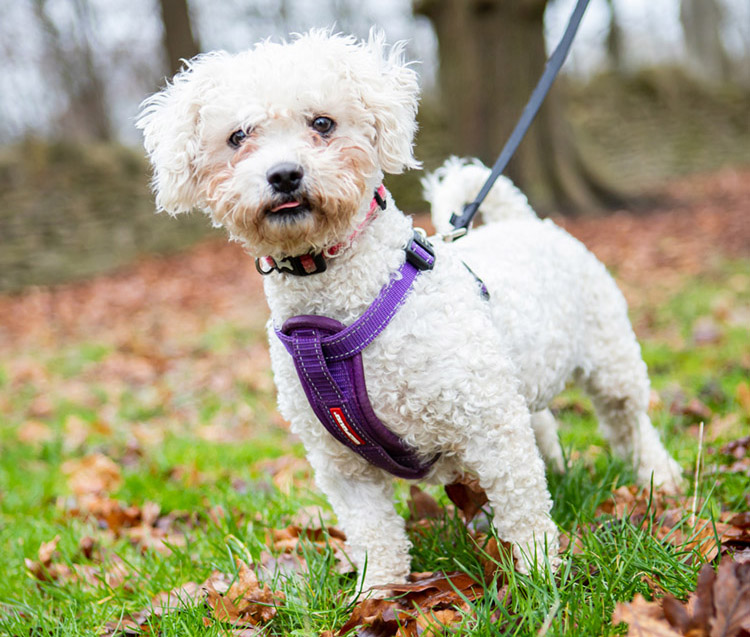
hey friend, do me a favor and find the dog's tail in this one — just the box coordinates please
[421,157,537,235]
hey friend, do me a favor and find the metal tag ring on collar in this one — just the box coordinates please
[322,246,343,259]
[255,257,276,275]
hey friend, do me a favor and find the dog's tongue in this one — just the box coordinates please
[271,201,300,213]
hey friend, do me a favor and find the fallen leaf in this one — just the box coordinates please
[408,485,442,520]
[263,524,350,574]
[612,594,682,636]
[476,537,515,583]
[692,317,723,345]
[718,436,750,460]
[735,382,750,414]
[711,557,750,637]
[444,477,489,523]
[670,397,712,422]
[16,420,53,445]
[62,453,122,496]
[204,559,285,628]
[340,570,487,637]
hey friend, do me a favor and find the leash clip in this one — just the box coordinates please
[439,226,468,242]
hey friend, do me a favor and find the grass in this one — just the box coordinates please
[0,258,749,636]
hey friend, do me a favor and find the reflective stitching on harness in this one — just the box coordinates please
[325,286,413,359]
[293,331,365,446]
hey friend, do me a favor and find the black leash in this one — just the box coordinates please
[445,0,591,240]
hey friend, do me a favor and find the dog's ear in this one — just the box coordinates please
[137,53,227,215]
[359,31,421,174]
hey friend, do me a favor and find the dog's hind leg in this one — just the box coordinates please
[580,323,682,493]
[530,409,564,472]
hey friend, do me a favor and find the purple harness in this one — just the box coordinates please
[275,232,439,479]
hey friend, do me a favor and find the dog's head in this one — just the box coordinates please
[137,29,420,258]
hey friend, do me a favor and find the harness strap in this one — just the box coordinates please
[276,231,439,479]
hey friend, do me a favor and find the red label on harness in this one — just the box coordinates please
[329,407,364,446]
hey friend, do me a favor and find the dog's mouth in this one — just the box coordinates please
[265,199,312,223]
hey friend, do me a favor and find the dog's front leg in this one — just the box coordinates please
[308,449,411,595]
[460,399,559,573]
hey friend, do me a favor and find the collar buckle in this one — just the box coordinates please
[255,252,328,276]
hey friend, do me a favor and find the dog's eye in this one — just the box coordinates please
[311,116,335,135]
[228,129,248,149]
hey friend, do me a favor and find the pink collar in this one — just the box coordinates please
[324,184,386,258]
[256,185,387,276]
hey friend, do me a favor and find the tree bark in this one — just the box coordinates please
[604,0,624,72]
[32,0,112,141]
[416,0,624,214]
[158,0,200,77]
[680,0,731,85]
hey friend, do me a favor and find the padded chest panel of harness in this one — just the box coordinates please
[276,232,439,479]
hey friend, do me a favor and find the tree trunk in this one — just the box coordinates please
[680,0,731,85]
[604,0,624,72]
[31,0,113,141]
[158,0,200,78]
[416,0,624,214]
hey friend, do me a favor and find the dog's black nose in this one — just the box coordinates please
[267,163,304,194]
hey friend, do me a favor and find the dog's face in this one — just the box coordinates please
[138,30,420,258]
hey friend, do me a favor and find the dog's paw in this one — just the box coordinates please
[510,522,560,575]
[638,456,685,495]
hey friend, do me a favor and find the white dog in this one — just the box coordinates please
[138,30,682,593]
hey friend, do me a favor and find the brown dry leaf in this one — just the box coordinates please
[719,436,750,460]
[66,495,140,535]
[149,581,203,615]
[559,529,586,556]
[102,611,151,637]
[103,572,200,632]
[596,485,676,521]
[590,488,750,566]
[336,597,406,636]
[38,535,61,564]
[16,420,53,445]
[711,557,750,637]
[78,535,96,560]
[476,537,515,583]
[62,453,122,496]
[615,557,750,637]
[736,382,750,415]
[444,476,489,523]
[26,533,135,593]
[63,495,192,556]
[341,571,487,636]
[104,564,283,635]
[257,456,312,494]
[377,571,485,609]
[415,608,461,636]
[62,414,93,451]
[204,559,285,628]
[264,525,349,574]
[408,485,442,521]
[24,535,71,583]
[612,594,682,636]
[706,414,742,443]
[670,397,712,422]
[692,317,723,346]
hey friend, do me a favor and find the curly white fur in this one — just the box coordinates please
[138,29,682,594]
